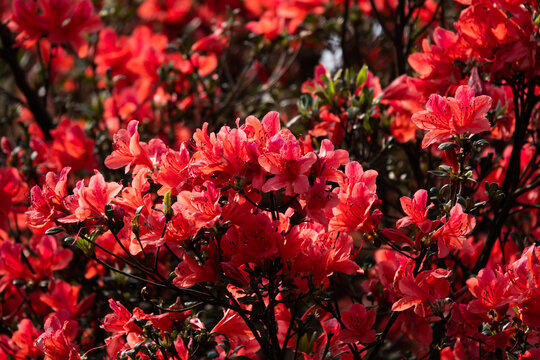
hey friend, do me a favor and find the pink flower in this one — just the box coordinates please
[392,268,451,318]
[173,249,217,288]
[339,304,377,343]
[101,299,137,335]
[105,120,164,174]
[396,189,435,233]
[40,280,95,318]
[0,242,32,292]
[432,204,475,258]
[59,171,122,223]
[11,0,103,56]
[313,139,349,182]
[412,85,492,148]
[329,162,379,233]
[34,315,81,360]
[466,268,516,314]
[12,319,43,358]
[175,181,222,229]
[258,133,317,195]
[293,231,360,290]
[27,167,72,228]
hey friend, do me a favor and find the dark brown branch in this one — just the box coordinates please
[473,77,538,273]
[341,0,350,69]
[0,24,54,140]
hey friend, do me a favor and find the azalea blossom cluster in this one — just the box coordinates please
[0,0,539,359]
[24,112,385,358]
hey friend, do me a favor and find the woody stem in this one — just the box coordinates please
[0,24,54,140]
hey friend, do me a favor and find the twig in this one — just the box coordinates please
[0,24,54,139]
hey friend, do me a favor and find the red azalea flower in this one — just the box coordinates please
[48,118,96,172]
[34,315,81,360]
[412,85,492,148]
[173,249,218,288]
[0,167,27,229]
[137,0,191,24]
[246,11,283,40]
[105,120,160,174]
[101,299,143,335]
[11,0,102,56]
[12,319,43,358]
[59,171,122,223]
[258,133,317,195]
[30,236,73,279]
[40,280,95,318]
[27,167,72,228]
[466,268,517,315]
[432,204,475,258]
[293,230,360,290]
[212,308,259,357]
[176,181,222,229]
[329,161,379,233]
[339,303,377,344]
[392,268,451,318]
[313,139,349,182]
[0,242,33,292]
[303,177,339,226]
[396,189,436,233]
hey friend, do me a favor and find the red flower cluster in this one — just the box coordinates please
[0,0,538,359]
[10,0,102,56]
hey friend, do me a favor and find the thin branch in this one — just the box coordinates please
[0,86,26,106]
[341,0,350,69]
[0,24,54,139]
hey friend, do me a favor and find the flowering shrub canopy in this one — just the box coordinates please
[0,0,539,359]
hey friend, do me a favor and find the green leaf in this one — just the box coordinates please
[428,170,449,177]
[473,139,489,148]
[163,190,172,220]
[344,68,351,84]
[356,65,368,86]
[132,205,145,235]
[438,142,458,151]
[298,94,312,110]
[327,76,335,97]
[75,228,101,257]
[439,165,452,172]
[364,85,374,104]
[45,227,64,235]
[362,114,371,132]
[333,68,342,81]
[75,237,94,257]
[63,236,76,245]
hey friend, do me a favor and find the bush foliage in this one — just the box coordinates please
[0,0,539,359]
